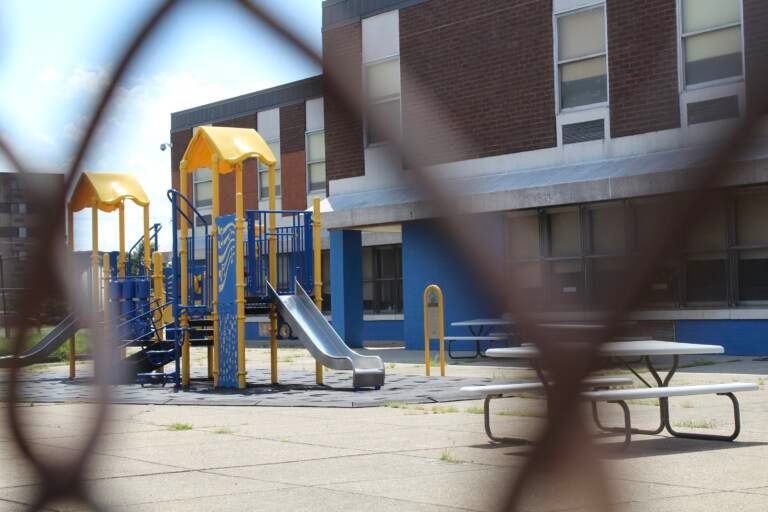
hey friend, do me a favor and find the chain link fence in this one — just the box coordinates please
[0,1,765,510]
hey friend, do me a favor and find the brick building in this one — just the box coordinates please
[173,0,768,353]
[0,171,65,321]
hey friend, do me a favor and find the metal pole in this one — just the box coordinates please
[313,197,323,385]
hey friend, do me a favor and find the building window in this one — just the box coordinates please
[545,208,584,306]
[505,213,544,307]
[556,5,608,110]
[735,191,768,301]
[633,198,681,305]
[193,168,212,209]
[11,202,26,215]
[258,141,281,199]
[684,201,728,303]
[680,0,743,87]
[306,131,326,193]
[321,250,331,312]
[363,244,402,314]
[17,226,27,239]
[364,58,401,145]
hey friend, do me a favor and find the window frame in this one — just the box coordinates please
[676,0,746,92]
[362,244,403,315]
[258,139,282,200]
[363,55,402,148]
[305,128,326,194]
[553,2,610,114]
[191,168,212,233]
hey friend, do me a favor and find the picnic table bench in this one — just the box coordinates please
[462,341,758,447]
[447,319,516,359]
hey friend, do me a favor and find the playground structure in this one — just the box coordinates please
[0,127,385,391]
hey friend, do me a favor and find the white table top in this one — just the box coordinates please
[451,318,515,327]
[486,340,724,359]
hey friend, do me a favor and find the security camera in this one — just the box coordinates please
[160,142,172,151]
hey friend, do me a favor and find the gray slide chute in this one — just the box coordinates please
[268,280,385,389]
[0,313,79,368]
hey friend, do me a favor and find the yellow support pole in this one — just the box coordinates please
[179,161,190,388]
[235,163,247,389]
[211,158,220,387]
[102,253,111,348]
[91,207,100,311]
[268,162,278,385]
[91,206,100,374]
[152,251,166,372]
[143,205,151,276]
[67,204,76,379]
[118,202,126,278]
[423,284,445,377]
[312,197,323,385]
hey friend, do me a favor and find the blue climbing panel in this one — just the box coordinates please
[216,214,239,388]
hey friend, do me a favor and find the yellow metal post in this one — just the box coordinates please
[211,158,220,387]
[152,251,166,372]
[102,253,111,341]
[179,161,190,388]
[268,163,278,384]
[235,163,247,389]
[143,205,151,276]
[312,197,323,385]
[423,284,445,377]
[67,204,76,379]
[118,202,126,278]
[91,207,100,310]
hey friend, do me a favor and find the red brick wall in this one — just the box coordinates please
[744,0,768,112]
[323,21,365,181]
[280,103,306,153]
[170,129,192,195]
[607,0,680,138]
[281,150,308,210]
[399,0,556,165]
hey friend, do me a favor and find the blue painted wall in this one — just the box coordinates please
[675,320,768,356]
[247,319,402,342]
[402,218,505,350]
[330,230,364,348]
[363,319,404,340]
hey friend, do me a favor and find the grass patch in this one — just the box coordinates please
[431,405,459,414]
[0,328,90,362]
[387,362,397,370]
[626,398,659,406]
[439,450,461,463]
[213,427,233,434]
[167,423,193,431]
[383,401,425,411]
[757,377,765,388]
[681,400,695,409]
[280,356,298,364]
[680,359,718,369]
[496,409,546,418]
[672,419,716,429]
[464,406,485,414]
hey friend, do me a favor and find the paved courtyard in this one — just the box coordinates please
[0,351,766,511]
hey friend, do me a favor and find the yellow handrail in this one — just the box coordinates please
[423,284,445,377]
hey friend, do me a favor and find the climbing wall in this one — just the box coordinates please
[216,214,238,388]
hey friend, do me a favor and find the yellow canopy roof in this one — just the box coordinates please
[69,172,150,213]
[181,126,276,174]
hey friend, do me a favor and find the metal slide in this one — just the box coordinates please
[269,280,385,389]
[0,313,79,368]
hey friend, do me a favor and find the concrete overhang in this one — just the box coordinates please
[321,142,768,230]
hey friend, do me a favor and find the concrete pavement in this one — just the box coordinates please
[0,354,766,511]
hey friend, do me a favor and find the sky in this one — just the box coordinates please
[0,0,322,251]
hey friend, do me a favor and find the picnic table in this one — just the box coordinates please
[446,318,516,359]
[484,340,751,443]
